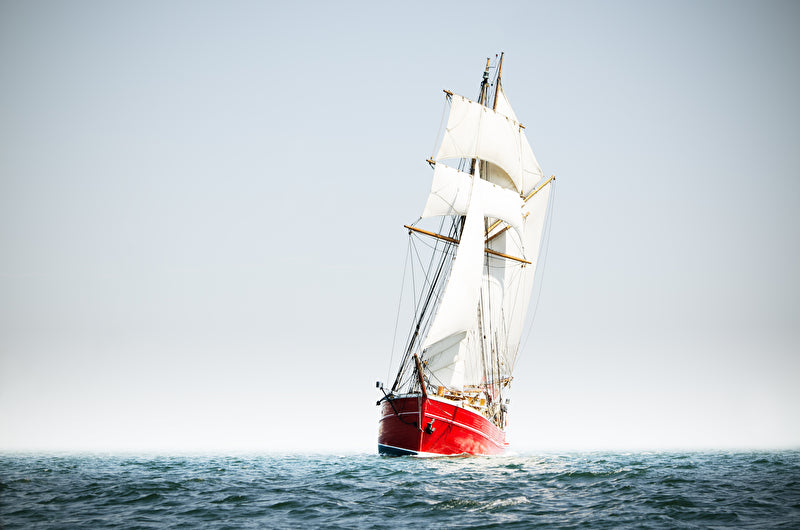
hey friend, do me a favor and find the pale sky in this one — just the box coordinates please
[1,0,798,452]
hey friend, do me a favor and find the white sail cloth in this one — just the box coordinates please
[493,84,518,122]
[420,85,553,390]
[425,183,553,389]
[489,183,552,377]
[436,94,544,194]
[421,163,524,239]
[422,167,486,389]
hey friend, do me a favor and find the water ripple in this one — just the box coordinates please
[1,451,799,528]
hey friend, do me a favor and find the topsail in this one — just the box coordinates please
[435,94,544,194]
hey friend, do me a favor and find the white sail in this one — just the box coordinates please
[421,163,524,239]
[411,70,553,392]
[436,94,544,193]
[490,85,544,195]
[510,184,551,349]
[486,183,551,375]
[493,83,518,122]
[484,162,516,192]
[479,273,508,375]
[422,168,486,389]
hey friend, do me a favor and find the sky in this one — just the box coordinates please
[1,0,798,453]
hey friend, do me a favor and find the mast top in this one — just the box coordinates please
[492,52,505,111]
[478,57,491,106]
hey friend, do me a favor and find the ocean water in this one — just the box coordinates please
[1,451,798,528]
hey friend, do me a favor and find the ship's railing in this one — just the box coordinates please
[432,379,513,421]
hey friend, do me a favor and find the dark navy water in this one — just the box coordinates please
[1,451,799,528]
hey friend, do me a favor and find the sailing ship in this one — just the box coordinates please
[376,54,555,456]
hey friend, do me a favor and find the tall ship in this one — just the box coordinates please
[376,54,556,456]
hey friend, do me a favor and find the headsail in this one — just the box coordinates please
[422,167,486,389]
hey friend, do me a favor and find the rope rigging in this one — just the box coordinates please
[390,214,460,393]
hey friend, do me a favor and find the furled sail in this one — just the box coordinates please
[421,162,524,239]
[436,94,544,194]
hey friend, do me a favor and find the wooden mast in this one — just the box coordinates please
[492,52,504,111]
[469,58,492,177]
[485,53,503,411]
[480,56,491,105]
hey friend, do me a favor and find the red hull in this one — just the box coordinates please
[377,395,506,456]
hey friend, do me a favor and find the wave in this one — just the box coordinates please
[1,451,798,528]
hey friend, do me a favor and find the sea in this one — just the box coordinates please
[1,451,798,528]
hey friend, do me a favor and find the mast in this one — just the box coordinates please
[492,52,504,111]
[469,57,492,177]
[476,56,495,414]
[479,56,491,106]
[485,51,507,417]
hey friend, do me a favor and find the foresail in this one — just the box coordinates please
[421,168,485,389]
[421,163,524,239]
[436,94,544,193]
